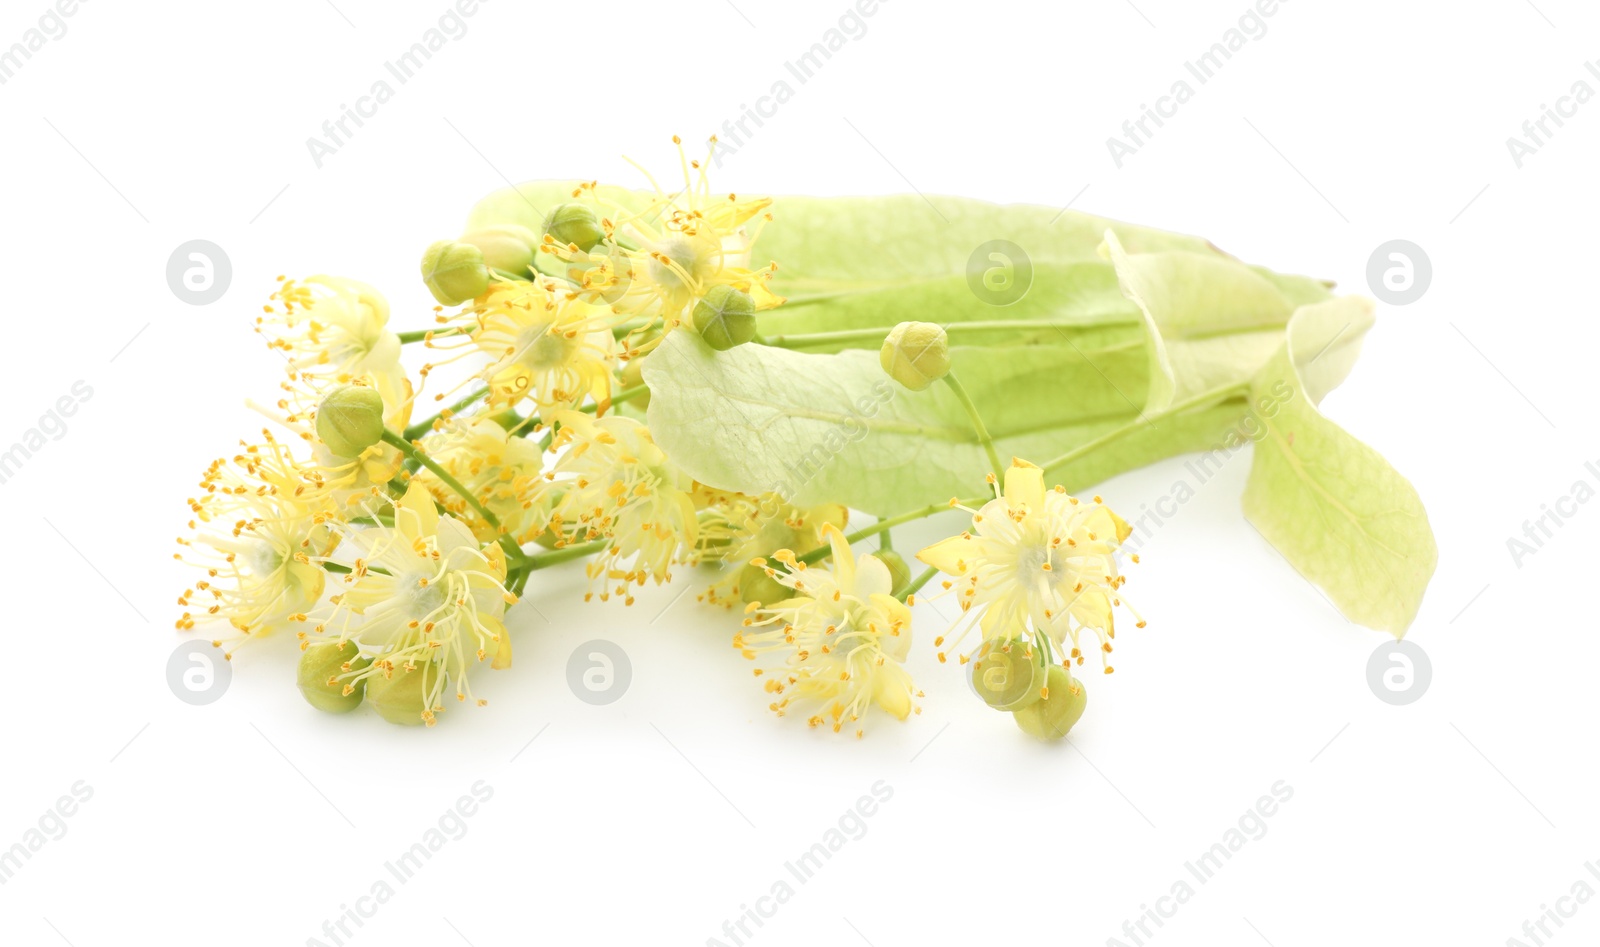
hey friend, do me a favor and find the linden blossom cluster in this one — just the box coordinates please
[173,142,773,726]
[168,134,1436,737]
[168,140,1136,740]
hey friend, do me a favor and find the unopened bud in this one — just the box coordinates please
[620,356,652,411]
[874,549,912,597]
[543,203,606,253]
[739,562,794,606]
[1012,665,1087,740]
[461,224,540,278]
[879,321,950,391]
[421,239,491,305]
[316,385,386,458]
[971,637,1046,712]
[296,640,371,714]
[693,284,758,351]
[365,665,435,726]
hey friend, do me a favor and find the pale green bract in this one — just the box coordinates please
[1240,298,1438,636]
[464,184,1437,634]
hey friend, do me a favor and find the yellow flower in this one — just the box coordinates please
[307,481,517,725]
[547,409,697,600]
[246,369,415,511]
[692,488,848,608]
[412,417,553,545]
[548,139,785,344]
[259,276,402,382]
[175,434,336,644]
[916,461,1143,673]
[735,525,919,736]
[453,279,618,411]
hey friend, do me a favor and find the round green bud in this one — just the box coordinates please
[421,239,491,306]
[739,562,794,606]
[543,203,606,253]
[620,356,652,411]
[316,386,386,458]
[1012,665,1087,741]
[296,640,371,714]
[972,637,1046,712]
[880,321,951,391]
[692,285,758,351]
[874,549,912,597]
[460,224,540,278]
[365,665,435,726]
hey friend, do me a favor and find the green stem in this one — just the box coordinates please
[899,565,938,602]
[397,325,467,345]
[1034,383,1249,475]
[404,387,489,440]
[764,320,1108,350]
[943,371,1004,478]
[603,384,649,411]
[798,496,987,565]
[520,538,609,570]
[380,429,524,564]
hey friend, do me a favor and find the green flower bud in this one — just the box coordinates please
[620,356,652,410]
[971,637,1046,712]
[421,239,491,306]
[543,203,606,253]
[460,224,540,278]
[692,285,758,351]
[739,562,794,606]
[879,321,951,391]
[316,385,386,458]
[1012,665,1087,741]
[874,549,912,597]
[296,640,372,714]
[365,665,435,726]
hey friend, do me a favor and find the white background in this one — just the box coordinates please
[0,1,1593,945]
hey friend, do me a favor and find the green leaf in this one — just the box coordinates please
[1104,231,1332,414]
[1241,298,1438,635]
[642,330,1242,515]
[749,194,1221,284]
